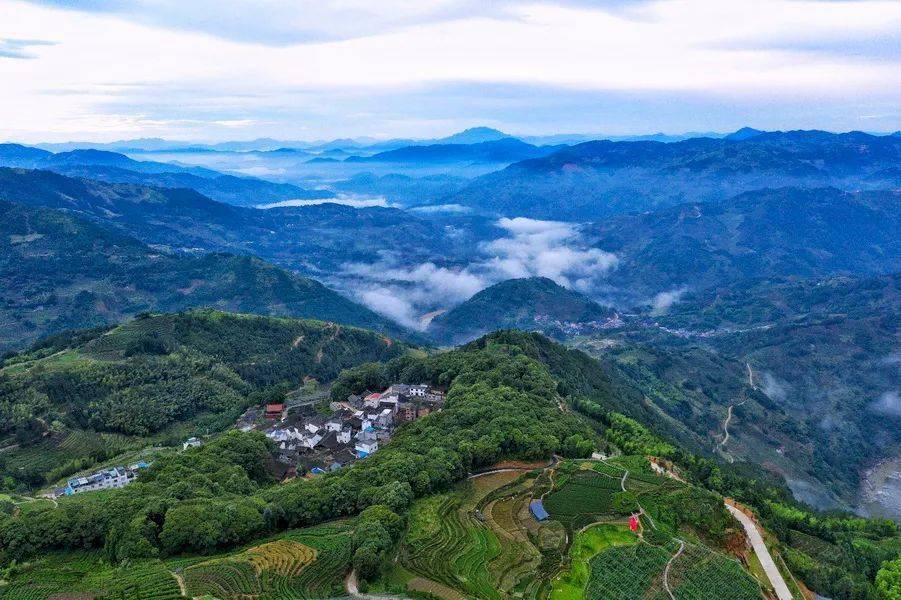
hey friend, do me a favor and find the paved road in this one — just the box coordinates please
[725,504,793,600]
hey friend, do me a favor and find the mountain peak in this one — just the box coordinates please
[725,127,766,141]
[436,126,511,145]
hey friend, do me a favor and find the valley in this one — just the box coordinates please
[0,127,898,600]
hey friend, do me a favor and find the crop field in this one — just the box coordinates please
[0,552,183,600]
[543,469,621,527]
[787,529,844,565]
[550,523,636,599]
[584,542,676,599]
[398,469,547,599]
[664,542,763,600]
[177,522,351,599]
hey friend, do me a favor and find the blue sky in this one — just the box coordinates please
[1,0,899,142]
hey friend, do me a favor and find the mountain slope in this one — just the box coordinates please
[589,187,900,301]
[0,200,414,351]
[0,167,462,275]
[0,309,407,446]
[448,130,901,219]
[428,277,616,344]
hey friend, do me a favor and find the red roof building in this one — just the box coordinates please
[265,403,285,419]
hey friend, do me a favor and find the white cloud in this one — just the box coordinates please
[2,0,900,141]
[761,372,789,403]
[650,286,687,315]
[870,391,901,418]
[482,218,618,287]
[256,194,396,210]
[336,218,617,327]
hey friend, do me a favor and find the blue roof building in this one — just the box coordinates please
[529,499,549,521]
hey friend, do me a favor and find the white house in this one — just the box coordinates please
[355,440,379,456]
[337,425,352,444]
[182,437,203,450]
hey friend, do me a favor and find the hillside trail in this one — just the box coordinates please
[717,397,747,463]
[663,538,686,600]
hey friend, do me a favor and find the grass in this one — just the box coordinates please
[550,523,636,599]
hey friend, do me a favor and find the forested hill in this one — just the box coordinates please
[447,130,901,219]
[0,309,407,455]
[588,187,900,299]
[427,277,615,344]
[0,200,416,351]
[0,327,896,600]
[0,167,464,275]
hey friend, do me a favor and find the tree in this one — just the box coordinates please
[877,558,901,600]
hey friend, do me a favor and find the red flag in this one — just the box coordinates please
[629,515,638,532]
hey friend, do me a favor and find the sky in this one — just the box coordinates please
[1,0,900,142]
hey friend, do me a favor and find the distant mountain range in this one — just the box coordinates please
[0,144,331,207]
[587,187,900,301]
[427,277,616,344]
[345,137,563,164]
[446,130,901,219]
[0,200,415,352]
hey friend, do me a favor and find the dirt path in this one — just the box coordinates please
[172,571,189,598]
[345,569,404,599]
[746,362,757,390]
[663,538,686,600]
[725,504,792,600]
[717,400,746,463]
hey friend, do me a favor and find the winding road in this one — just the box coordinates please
[725,503,793,600]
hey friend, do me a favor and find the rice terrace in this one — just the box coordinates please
[360,455,774,599]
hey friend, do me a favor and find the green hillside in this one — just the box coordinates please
[428,277,615,344]
[0,326,896,599]
[0,200,415,351]
[0,310,407,487]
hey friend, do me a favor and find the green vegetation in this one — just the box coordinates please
[0,197,415,353]
[428,276,613,344]
[0,325,897,600]
[550,523,635,599]
[0,310,405,489]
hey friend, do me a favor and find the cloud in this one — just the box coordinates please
[256,194,396,210]
[761,372,789,403]
[482,218,618,289]
[0,37,55,59]
[19,1,654,45]
[409,203,472,214]
[869,391,901,418]
[335,218,618,328]
[650,286,687,315]
[4,0,900,142]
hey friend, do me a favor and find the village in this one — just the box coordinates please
[239,383,445,480]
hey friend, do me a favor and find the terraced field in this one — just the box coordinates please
[543,468,621,528]
[585,542,677,599]
[550,523,636,599]
[172,521,353,600]
[399,470,549,599]
[664,542,763,600]
[0,552,184,599]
